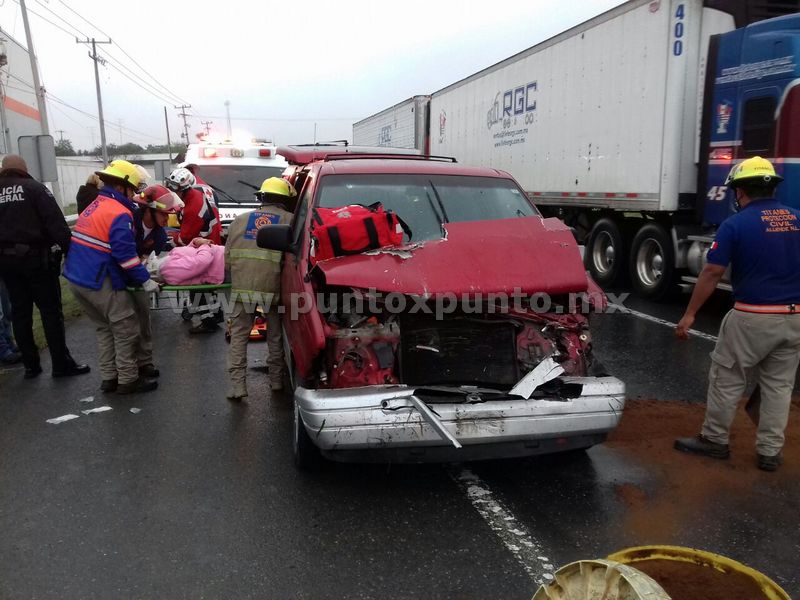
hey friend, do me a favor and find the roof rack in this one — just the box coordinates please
[323,153,458,163]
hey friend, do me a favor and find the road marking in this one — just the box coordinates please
[450,467,555,585]
[610,304,718,343]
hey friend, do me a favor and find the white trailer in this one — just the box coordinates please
[353,96,430,153]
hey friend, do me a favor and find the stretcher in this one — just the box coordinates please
[127,283,230,317]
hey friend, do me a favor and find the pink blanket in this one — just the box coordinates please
[160,244,225,285]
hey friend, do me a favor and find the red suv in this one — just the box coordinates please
[259,145,625,468]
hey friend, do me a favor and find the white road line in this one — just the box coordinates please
[609,304,719,343]
[450,467,555,585]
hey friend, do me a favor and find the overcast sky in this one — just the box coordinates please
[1,0,625,151]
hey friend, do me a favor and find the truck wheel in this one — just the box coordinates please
[293,396,323,470]
[586,218,626,287]
[629,223,675,300]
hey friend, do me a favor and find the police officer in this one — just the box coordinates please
[674,157,800,472]
[0,155,89,378]
[63,160,159,394]
[224,177,294,400]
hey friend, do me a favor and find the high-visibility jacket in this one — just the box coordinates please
[63,187,150,291]
[225,204,292,303]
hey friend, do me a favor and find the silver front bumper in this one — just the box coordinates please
[296,377,625,458]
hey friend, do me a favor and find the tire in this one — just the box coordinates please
[629,222,675,300]
[585,218,626,287]
[293,399,323,470]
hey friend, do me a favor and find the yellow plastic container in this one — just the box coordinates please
[607,545,790,600]
[531,559,670,600]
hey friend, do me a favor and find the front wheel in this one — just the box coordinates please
[629,222,675,300]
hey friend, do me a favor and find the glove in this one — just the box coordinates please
[142,278,160,293]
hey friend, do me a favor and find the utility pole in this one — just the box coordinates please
[174,104,191,144]
[117,119,123,144]
[19,0,50,136]
[224,100,231,137]
[55,129,65,142]
[76,37,112,164]
[164,106,173,161]
[201,120,212,136]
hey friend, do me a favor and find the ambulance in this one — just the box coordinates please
[181,136,289,234]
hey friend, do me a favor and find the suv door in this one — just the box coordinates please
[280,168,325,380]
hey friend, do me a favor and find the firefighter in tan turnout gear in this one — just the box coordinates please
[225,177,294,400]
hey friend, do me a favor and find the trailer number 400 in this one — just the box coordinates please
[673,4,685,56]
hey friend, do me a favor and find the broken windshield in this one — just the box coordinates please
[315,174,538,242]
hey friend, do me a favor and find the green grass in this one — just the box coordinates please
[31,278,81,348]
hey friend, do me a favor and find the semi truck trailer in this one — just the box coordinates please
[354,0,800,299]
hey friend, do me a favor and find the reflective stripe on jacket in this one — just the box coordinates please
[225,205,292,303]
[63,187,150,290]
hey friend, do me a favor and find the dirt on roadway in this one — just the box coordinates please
[607,397,800,539]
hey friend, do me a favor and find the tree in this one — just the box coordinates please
[55,138,77,156]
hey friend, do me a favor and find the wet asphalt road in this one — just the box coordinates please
[1,290,798,599]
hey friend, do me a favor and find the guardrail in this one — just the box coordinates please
[66,214,78,228]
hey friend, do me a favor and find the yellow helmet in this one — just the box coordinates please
[96,159,143,190]
[725,156,783,188]
[258,177,297,198]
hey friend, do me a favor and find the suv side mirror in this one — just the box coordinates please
[257,225,292,252]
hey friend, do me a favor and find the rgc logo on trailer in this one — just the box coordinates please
[487,81,538,130]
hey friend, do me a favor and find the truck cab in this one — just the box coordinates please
[685,11,800,288]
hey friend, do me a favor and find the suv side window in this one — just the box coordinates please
[290,171,312,252]
[742,96,776,156]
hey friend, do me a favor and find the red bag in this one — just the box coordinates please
[310,203,408,263]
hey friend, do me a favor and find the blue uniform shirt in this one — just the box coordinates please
[706,198,800,304]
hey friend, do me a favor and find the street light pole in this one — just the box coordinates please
[19,0,50,136]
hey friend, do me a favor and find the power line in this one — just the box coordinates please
[56,0,191,107]
[15,0,192,110]
[47,93,164,142]
[192,114,358,122]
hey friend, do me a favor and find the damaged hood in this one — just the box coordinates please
[313,216,590,296]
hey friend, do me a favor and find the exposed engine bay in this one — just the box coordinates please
[315,288,602,394]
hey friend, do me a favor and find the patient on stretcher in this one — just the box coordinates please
[145,238,225,285]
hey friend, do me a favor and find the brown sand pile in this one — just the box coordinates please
[632,559,767,600]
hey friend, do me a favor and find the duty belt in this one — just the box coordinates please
[734,301,799,314]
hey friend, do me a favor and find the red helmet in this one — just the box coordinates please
[137,184,185,213]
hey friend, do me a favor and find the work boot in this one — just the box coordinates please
[226,386,248,401]
[138,364,160,378]
[674,435,730,459]
[116,378,158,394]
[52,359,91,378]
[189,319,218,334]
[1,351,22,365]
[24,364,42,379]
[100,378,118,392]
[757,453,783,472]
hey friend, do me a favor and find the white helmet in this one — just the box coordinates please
[166,167,196,192]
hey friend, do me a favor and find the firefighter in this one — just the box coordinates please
[131,185,184,378]
[0,154,90,378]
[674,157,800,472]
[224,177,294,400]
[166,167,222,333]
[63,160,160,394]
